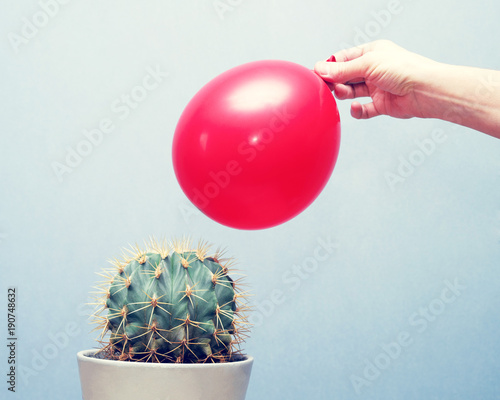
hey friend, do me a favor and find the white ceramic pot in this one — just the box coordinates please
[77,350,253,400]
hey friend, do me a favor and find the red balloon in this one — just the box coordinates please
[172,60,341,230]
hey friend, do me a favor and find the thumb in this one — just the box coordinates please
[314,57,368,84]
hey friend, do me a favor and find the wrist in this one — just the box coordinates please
[411,62,468,121]
[413,63,500,138]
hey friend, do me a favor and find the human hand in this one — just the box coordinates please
[314,40,439,120]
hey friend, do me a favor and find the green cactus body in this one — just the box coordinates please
[92,240,247,363]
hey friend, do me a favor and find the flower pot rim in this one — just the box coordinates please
[77,349,253,369]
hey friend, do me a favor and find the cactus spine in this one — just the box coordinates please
[91,238,249,363]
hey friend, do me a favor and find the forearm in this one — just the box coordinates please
[415,63,500,138]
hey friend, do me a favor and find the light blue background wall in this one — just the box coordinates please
[1,0,500,399]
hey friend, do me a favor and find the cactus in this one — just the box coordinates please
[91,238,249,363]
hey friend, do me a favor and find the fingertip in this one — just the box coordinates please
[350,102,363,119]
[333,83,349,100]
[351,102,380,119]
[314,61,332,79]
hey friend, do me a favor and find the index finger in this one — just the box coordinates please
[333,42,376,62]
